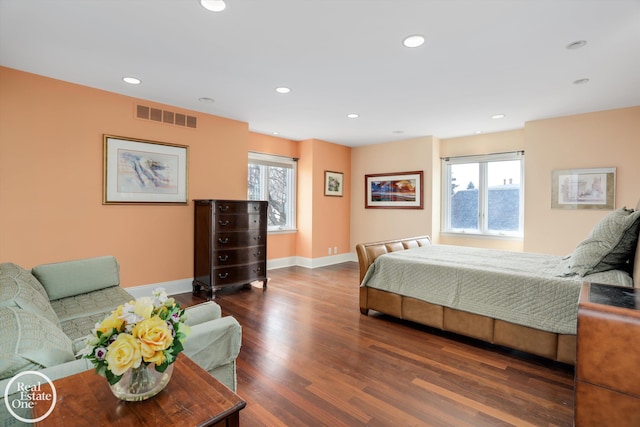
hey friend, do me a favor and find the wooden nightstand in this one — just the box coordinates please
[575,282,640,426]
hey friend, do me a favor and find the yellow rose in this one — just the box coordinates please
[132,316,174,360]
[145,350,166,366]
[96,312,124,335]
[133,297,154,320]
[105,334,142,375]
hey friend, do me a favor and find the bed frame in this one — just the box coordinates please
[357,233,640,365]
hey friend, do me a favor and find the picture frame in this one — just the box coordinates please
[324,171,344,197]
[551,167,615,210]
[103,135,188,204]
[365,171,423,209]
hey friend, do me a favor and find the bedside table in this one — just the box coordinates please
[575,282,640,426]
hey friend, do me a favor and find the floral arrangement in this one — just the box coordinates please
[79,288,191,385]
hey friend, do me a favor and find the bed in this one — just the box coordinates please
[357,205,640,365]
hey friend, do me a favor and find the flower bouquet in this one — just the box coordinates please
[78,288,190,400]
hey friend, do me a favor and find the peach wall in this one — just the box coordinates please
[350,136,436,252]
[438,129,525,251]
[523,106,640,255]
[0,67,248,287]
[296,139,351,259]
[310,139,351,258]
[247,132,299,260]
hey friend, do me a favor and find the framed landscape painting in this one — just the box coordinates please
[551,167,615,210]
[103,135,188,204]
[365,171,423,209]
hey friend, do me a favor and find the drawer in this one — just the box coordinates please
[211,201,266,215]
[213,231,265,250]
[212,262,267,286]
[213,213,264,231]
[212,247,265,267]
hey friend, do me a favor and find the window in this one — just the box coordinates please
[442,151,524,237]
[248,152,297,232]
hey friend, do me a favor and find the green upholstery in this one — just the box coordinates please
[0,307,75,379]
[0,256,242,397]
[0,263,61,328]
[32,256,120,301]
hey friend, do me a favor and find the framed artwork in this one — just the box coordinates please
[324,171,344,197]
[551,167,615,210]
[103,135,188,204]
[365,171,423,209]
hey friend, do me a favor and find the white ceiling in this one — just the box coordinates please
[1,0,639,147]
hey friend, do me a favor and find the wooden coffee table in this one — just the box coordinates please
[32,356,246,426]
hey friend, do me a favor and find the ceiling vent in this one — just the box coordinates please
[136,104,197,129]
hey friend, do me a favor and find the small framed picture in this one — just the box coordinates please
[324,171,344,197]
[103,135,188,204]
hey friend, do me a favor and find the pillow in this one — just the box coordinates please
[0,307,74,380]
[0,263,61,328]
[0,262,48,299]
[568,207,640,276]
[31,256,120,301]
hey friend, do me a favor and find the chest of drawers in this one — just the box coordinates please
[193,199,268,299]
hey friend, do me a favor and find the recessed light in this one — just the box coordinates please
[566,40,587,50]
[272,132,279,135]
[403,35,425,48]
[347,113,359,119]
[491,114,506,119]
[198,97,215,103]
[573,78,590,85]
[475,130,482,134]
[200,0,226,12]
[275,87,291,94]
[122,77,141,85]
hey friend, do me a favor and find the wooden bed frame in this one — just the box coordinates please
[356,235,638,365]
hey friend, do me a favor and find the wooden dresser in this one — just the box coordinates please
[193,199,268,299]
[575,282,640,426]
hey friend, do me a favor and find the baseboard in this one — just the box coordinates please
[125,253,358,296]
[126,278,193,299]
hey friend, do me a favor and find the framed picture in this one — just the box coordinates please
[103,135,188,204]
[324,171,344,197]
[551,167,615,210]
[365,171,423,209]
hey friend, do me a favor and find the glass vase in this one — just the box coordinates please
[109,363,174,401]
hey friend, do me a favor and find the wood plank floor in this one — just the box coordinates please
[176,262,575,426]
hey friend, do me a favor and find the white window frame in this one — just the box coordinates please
[441,151,524,238]
[248,151,297,233]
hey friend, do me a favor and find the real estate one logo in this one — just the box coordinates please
[3,371,57,423]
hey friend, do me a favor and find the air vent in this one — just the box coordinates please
[135,104,197,129]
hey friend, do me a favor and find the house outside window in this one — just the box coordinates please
[248,152,297,232]
[442,152,524,237]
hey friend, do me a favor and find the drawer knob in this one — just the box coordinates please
[218,255,229,261]
[253,235,262,241]
[218,220,230,226]
[218,237,229,244]
[219,205,230,211]
[253,267,262,273]
[218,272,229,279]
[253,251,261,257]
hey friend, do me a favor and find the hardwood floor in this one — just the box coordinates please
[176,262,575,426]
